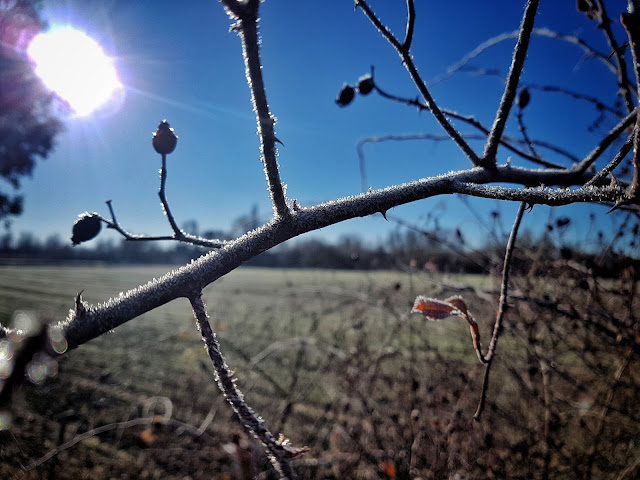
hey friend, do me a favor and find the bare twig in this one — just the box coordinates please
[526,83,623,118]
[158,152,182,236]
[482,0,540,167]
[355,0,482,167]
[401,0,415,53]
[102,200,175,242]
[190,293,306,480]
[584,130,635,187]
[474,201,526,420]
[222,0,290,218]
[430,28,619,87]
[357,133,486,191]
[512,137,581,164]
[103,178,227,248]
[516,93,543,160]
[370,82,567,168]
[24,398,218,474]
[25,417,155,472]
[574,107,637,174]
[593,0,635,113]
[157,152,228,246]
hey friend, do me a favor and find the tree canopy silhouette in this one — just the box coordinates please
[0,0,64,221]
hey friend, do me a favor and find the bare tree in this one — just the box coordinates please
[2,1,639,478]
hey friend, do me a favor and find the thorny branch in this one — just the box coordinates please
[52,166,622,351]
[222,0,289,218]
[190,293,306,480]
[482,0,540,168]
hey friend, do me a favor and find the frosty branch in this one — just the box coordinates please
[2,1,640,479]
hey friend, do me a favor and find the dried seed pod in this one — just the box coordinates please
[71,213,101,246]
[152,120,178,154]
[336,84,355,107]
[356,74,374,95]
[517,87,530,109]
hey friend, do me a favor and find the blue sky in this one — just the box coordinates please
[7,1,634,252]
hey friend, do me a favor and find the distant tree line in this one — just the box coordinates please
[1,221,635,278]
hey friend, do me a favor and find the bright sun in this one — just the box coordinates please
[27,27,122,116]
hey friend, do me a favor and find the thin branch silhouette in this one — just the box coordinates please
[355,0,482,167]
[483,0,539,167]
[430,28,620,87]
[474,201,526,420]
[370,79,570,168]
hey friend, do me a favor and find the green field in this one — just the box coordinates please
[0,265,637,479]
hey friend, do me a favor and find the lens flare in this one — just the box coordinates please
[0,411,12,431]
[27,27,123,116]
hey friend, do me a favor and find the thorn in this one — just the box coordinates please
[609,175,621,189]
[274,136,285,147]
[608,42,629,61]
[75,290,86,316]
[380,210,388,221]
[607,199,627,213]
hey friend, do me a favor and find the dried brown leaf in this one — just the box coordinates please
[411,296,462,320]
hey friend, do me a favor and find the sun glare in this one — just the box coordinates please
[27,27,122,116]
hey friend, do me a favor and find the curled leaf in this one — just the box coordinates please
[469,322,481,352]
[445,296,469,318]
[411,296,462,320]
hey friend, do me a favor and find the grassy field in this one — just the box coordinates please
[0,264,637,479]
